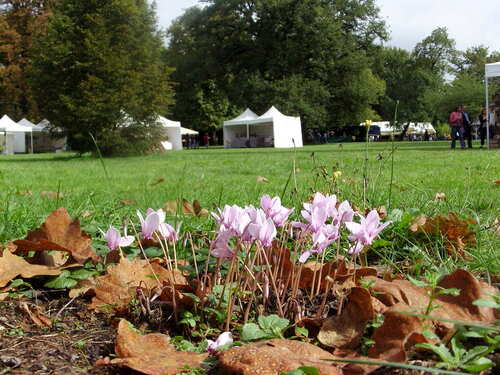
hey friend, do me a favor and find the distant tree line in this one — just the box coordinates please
[0,0,499,154]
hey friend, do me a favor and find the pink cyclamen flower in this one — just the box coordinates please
[103,226,134,251]
[260,194,294,227]
[159,222,180,242]
[137,210,161,240]
[211,230,235,260]
[211,205,251,236]
[146,208,166,224]
[246,209,277,247]
[207,332,233,354]
[345,210,391,254]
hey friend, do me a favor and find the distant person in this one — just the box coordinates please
[461,105,473,148]
[424,130,429,141]
[448,106,465,149]
[203,134,209,148]
[478,109,488,148]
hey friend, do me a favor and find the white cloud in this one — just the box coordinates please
[155,0,500,53]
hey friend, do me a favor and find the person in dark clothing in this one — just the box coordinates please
[478,109,487,148]
[461,105,473,148]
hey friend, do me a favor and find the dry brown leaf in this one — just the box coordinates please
[362,270,498,362]
[89,257,189,313]
[267,247,376,292]
[69,277,97,298]
[20,302,52,328]
[217,339,341,375]
[16,190,33,196]
[150,178,165,186]
[108,319,207,375]
[410,212,477,257]
[318,287,374,349]
[119,199,135,206]
[40,190,64,199]
[182,199,208,217]
[164,200,178,215]
[256,176,269,183]
[0,250,60,287]
[494,217,500,237]
[13,207,98,265]
[433,192,446,202]
[81,210,93,218]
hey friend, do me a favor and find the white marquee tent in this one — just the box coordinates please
[223,107,303,148]
[407,122,436,135]
[158,116,183,151]
[0,115,31,154]
[485,62,500,149]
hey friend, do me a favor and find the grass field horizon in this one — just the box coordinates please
[2,140,499,274]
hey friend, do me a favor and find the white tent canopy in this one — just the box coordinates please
[485,62,500,148]
[224,108,259,126]
[158,115,182,150]
[223,106,303,148]
[181,127,198,135]
[407,122,436,135]
[0,115,31,154]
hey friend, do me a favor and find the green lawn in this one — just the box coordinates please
[1,141,499,273]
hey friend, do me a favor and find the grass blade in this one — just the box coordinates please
[326,358,469,375]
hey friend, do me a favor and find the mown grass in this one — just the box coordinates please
[1,141,498,274]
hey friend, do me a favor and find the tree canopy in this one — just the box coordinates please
[30,0,174,154]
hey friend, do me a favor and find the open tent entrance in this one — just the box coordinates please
[485,62,500,149]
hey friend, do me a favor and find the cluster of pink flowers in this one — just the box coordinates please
[292,193,355,262]
[210,195,294,259]
[102,207,180,251]
[292,192,391,262]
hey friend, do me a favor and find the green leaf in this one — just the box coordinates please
[461,356,494,373]
[408,276,428,288]
[70,269,97,280]
[258,315,289,333]
[241,323,267,341]
[472,298,500,309]
[415,343,454,363]
[44,276,78,289]
[283,366,320,375]
[438,288,460,296]
[295,326,309,337]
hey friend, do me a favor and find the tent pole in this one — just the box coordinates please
[246,123,249,139]
[31,131,33,154]
[485,76,490,149]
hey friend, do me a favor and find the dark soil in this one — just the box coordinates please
[0,293,129,375]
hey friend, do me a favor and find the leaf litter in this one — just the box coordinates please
[2,206,498,375]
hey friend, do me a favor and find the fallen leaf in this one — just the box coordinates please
[89,257,189,313]
[150,178,165,186]
[410,212,476,257]
[256,176,269,183]
[164,200,178,215]
[108,319,207,375]
[13,207,98,265]
[409,214,427,233]
[81,210,93,218]
[318,287,374,349]
[119,199,136,206]
[362,270,498,362]
[0,250,60,287]
[182,199,209,218]
[40,191,64,199]
[217,339,341,375]
[433,192,446,202]
[16,190,32,196]
[20,302,52,328]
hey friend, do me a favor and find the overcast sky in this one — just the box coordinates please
[154,0,500,52]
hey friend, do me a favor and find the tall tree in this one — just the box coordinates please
[0,0,51,120]
[31,0,174,155]
[166,0,387,132]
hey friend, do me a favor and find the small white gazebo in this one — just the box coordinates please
[223,107,303,148]
[485,62,500,148]
[0,115,31,154]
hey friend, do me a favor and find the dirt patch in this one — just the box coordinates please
[0,293,128,375]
